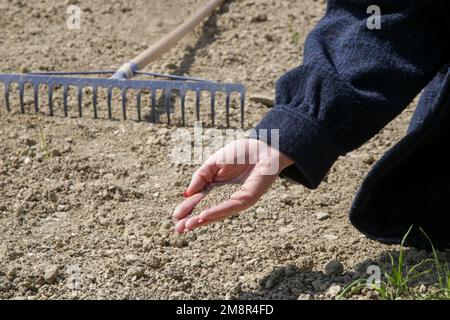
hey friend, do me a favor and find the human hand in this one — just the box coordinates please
[172,139,294,234]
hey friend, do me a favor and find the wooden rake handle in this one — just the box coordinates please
[112,0,225,79]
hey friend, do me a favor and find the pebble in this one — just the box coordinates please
[316,212,330,221]
[29,27,42,36]
[44,265,59,284]
[127,266,145,279]
[324,260,344,276]
[419,284,427,293]
[14,204,25,218]
[363,155,376,165]
[124,254,139,264]
[6,266,17,278]
[251,14,268,23]
[264,34,274,42]
[160,221,172,230]
[50,149,62,157]
[48,191,58,203]
[323,234,339,241]
[326,284,342,298]
[23,138,37,147]
[295,256,314,272]
[255,207,265,214]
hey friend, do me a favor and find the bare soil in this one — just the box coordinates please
[0,0,446,300]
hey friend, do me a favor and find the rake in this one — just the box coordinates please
[0,0,246,128]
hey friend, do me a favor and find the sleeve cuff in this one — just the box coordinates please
[252,107,341,189]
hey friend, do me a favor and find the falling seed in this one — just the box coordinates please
[191,183,242,216]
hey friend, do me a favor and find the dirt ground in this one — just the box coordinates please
[0,0,446,300]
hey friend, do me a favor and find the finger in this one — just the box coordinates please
[175,218,189,234]
[185,215,229,231]
[197,198,247,223]
[185,160,219,197]
[172,192,206,220]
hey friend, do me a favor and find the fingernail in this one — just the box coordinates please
[198,219,204,224]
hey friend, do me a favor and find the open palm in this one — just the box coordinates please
[173,139,293,234]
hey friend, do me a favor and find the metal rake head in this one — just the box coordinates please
[0,71,246,128]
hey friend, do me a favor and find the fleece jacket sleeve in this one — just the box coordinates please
[253,0,449,189]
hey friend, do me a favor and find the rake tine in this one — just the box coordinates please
[4,83,10,112]
[63,86,69,117]
[151,89,157,123]
[180,89,186,126]
[164,89,171,126]
[210,90,216,127]
[195,89,201,122]
[48,85,54,116]
[225,91,231,128]
[136,90,142,122]
[121,88,127,121]
[33,84,39,113]
[92,86,98,119]
[19,82,25,114]
[107,87,113,119]
[77,86,83,117]
[240,91,245,128]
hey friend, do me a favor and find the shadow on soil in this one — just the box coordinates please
[171,0,232,77]
[236,248,449,300]
[145,1,232,123]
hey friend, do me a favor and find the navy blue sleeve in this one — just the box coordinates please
[253,0,449,188]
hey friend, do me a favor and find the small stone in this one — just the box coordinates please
[124,254,139,264]
[264,34,274,42]
[148,257,162,269]
[160,221,172,230]
[169,237,188,248]
[297,294,312,300]
[419,284,427,293]
[316,212,330,221]
[295,256,314,272]
[29,27,42,35]
[19,281,32,289]
[255,207,265,214]
[14,204,25,217]
[326,284,342,298]
[8,132,18,139]
[251,14,268,23]
[323,234,339,241]
[24,138,37,147]
[279,226,295,234]
[230,283,242,295]
[127,266,145,279]
[50,149,62,157]
[6,266,17,278]
[48,191,58,203]
[44,265,59,284]
[363,155,376,165]
[170,291,185,299]
[324,260,344,276]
